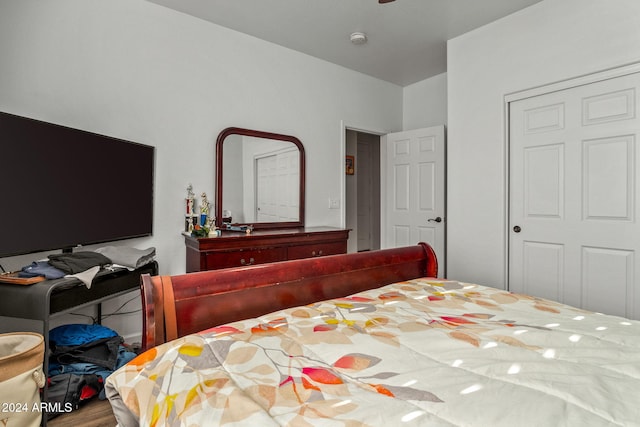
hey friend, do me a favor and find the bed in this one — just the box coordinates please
[105,243,640,426]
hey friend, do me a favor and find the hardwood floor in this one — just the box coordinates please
[48,398,117,427]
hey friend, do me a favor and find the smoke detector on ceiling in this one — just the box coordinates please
[350,32,368,45]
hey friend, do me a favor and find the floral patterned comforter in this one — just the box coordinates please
[105,278,640,426]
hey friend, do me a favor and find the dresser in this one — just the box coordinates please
[184,227,350,272]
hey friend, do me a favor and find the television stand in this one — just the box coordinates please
[0,261,158,426]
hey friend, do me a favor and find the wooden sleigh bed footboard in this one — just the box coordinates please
[110,241,640,427]
[141,242,437,350]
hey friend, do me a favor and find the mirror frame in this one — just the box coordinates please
[215,127,306,230]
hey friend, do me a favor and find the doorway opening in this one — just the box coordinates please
[345,129,381,253]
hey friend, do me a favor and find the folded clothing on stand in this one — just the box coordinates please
[94,246,156,270]
[48,252,111,274]
[19,261,66,279]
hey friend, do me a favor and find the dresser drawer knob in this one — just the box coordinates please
[240,257,255,266]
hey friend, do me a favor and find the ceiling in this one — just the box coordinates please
[146,0,543,87]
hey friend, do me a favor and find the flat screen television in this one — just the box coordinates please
[0,111,155,258]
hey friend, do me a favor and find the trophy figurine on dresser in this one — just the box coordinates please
[185,184,198,233]
[200,192,210,227]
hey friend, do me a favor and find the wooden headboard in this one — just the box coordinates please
[140,242,437,350]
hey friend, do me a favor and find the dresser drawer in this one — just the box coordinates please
[287,242,346,260]
[185,228,350,271]
[205,248,286,269]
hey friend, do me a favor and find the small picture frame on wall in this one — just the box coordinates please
[346,155,355,175]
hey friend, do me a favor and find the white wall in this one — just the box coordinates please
[403,72,447,130]
[0,0,402,338]
[447,0,640,287]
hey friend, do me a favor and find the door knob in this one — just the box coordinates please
[428,217,442,223]
[513,225,521,233]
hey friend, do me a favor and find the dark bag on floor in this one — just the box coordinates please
[46,373,102,420]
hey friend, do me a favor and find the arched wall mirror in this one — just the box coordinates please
[215,127,306,230]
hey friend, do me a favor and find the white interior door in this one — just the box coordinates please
[509,71,640,319]
[382,126,446,272]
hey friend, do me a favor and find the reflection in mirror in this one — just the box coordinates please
[222,136,299,223]
[215,128,305,230]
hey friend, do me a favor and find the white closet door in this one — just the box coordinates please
[509,72,640,319]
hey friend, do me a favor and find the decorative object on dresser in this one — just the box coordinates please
[184,183,198,233]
